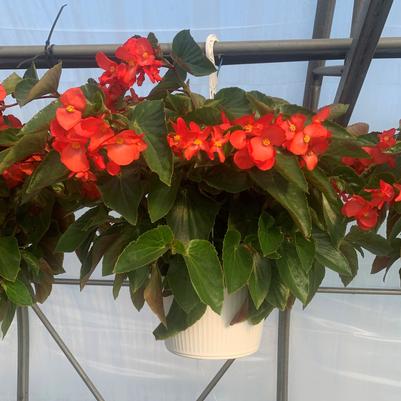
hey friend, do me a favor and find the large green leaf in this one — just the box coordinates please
[166,188,219,243]
[148,173,181,223]
[1,302,16,337]
[171,30,216,77]
[258,212,284,256]
[204,165,251,193]
[339,241,359,286]
[183,240,224,314]
[167,255,201,314]
[153,299,206,340]
[98,170,144,226]
[313,229,352,276]
[345,226,392,256]
[114,226,174,273]
[322,193,346,246]
[250,170,312,238]
[0,130,48,174]
[2,72,22,94]
[129,100,173,185]
[17,63,62,106]
[294,232,315,273]
[305,262,325,306]
[266,266,290,310]
[215,87,252,119]
[25,150,68,194]
[222,229,253,293]
[275,152,308,193]
[144,264,166,325]
[304,167,339,206]
[19,100,60,135]
[248,253,272,309]
[276,241,309,304]
[147,67,187,100]
[56,207,109,252]
[1,279,33,306]
[0,237,21,282]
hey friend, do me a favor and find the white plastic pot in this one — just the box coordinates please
[164,289,264,360]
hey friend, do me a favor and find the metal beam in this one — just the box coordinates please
[335,0,393,125]
[195,359,235,401]
[303,0,336,110]
[17,308,30,401]
[276,310,291,401]
[31,304,106,401]
[3,37,401,69]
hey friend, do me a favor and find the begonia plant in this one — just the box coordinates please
[0,30,400,339]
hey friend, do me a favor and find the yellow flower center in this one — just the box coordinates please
[143,51,149,59]
[304,135,311,143]
[71,142,81,149]
[262,138,271,146]
[193,139,202,146]
[66,105,75,113]
[174,134,181,142]
[110,66,115,73]
[116,137,125,145]
[215,141,222,148]
[244,124,253,132]
[288,123,296,132]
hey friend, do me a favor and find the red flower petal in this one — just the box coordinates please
[0,84,6,101]
[230,130,247,149]
[106,161,121,176]
[56,108,82,131]
[96,51,116,70]
[60,143,89,172]
[249,136,275,162]
[302,152,318,171]
[60,88,86,111]
[233,148,255,170]
[288,131,308,155]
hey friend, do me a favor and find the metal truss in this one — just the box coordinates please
[9,1,398,400]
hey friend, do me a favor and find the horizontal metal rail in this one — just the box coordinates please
[53,278,401,295]
[3,37,401,69]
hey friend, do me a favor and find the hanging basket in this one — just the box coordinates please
[165,289,264,360]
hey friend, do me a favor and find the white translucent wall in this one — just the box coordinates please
[1,0,401,400]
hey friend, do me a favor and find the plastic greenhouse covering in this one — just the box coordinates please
[1,0,401,400]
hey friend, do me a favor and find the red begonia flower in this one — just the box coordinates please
[394,183,401,202]
[342,195,378,230]
[103,130,147,165]
[56,88,87,130]
[378,128,396,150]
[276,113,307,141]
[312,106,330,123]
[365,180,395,209]
[106,160,121,176]
[0,84,6,101]
[207,126,230,163]
[233,147,255,170]
[81,117,114,152]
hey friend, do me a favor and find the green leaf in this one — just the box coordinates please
[1,279,33,306]
[17,63,62,106]
[153,300,206,340]
[186,107,222,125]
[275,152,308,193]
[19,100,60,135]
[15,78,37,106]
[305,262,325,306]
[322,193,346,246]
[250,170,312,238]
[1,302,16,338]
[183,240,224,314]
[114,226,174,273]
[147,67,187,100]
[0,129,19,147]
[313,229,352,276]
[165,93,193,114]
[23,63,39,80]
[98,170,144,226]
[25,151,68,194]
[112,273,127,300]
[2,72,22,94]
[258,212,284,256]
[171,30,216,77]
[345,226,392,256]
[322,103,349,120]
[339,241,358,286]
[276,241,309,304]
[56,207,109,252]
[130,100,173,185]
[304,167,339,206]
[248,299,274,324]
[167,255,201,314]
[222,229,253,293]
[128,266,149,294]
[0,237,21,282]
[248,253,272,309]
[148,173,181,223]
[144,264,166,326]
[0,130,48,174]
[204,165,251,193]
[294,232,315,273]
[167,188,219,243]
[266,266,290,310]
[215,87,252,119]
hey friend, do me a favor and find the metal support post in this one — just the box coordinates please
[276,310,291,401]
[31,304,106,401]
[17,307,30,401]
[195,359,235,401]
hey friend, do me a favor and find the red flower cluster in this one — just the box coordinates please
[342,128,397,174]
[342,180,401,230]
[96,37,163,108]
[167,116,231,162]
[167,109,331,171]
[51,88,147,178]
[2,155,42,189]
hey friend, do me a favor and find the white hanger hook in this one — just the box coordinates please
[205,34,219,99]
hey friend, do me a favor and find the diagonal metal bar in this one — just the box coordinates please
[17,307,30,401]
[31,304,106,401]
[195,359,235,401]
[276,309,291,401]
[303,0,337,110]
[335,0,393,125]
